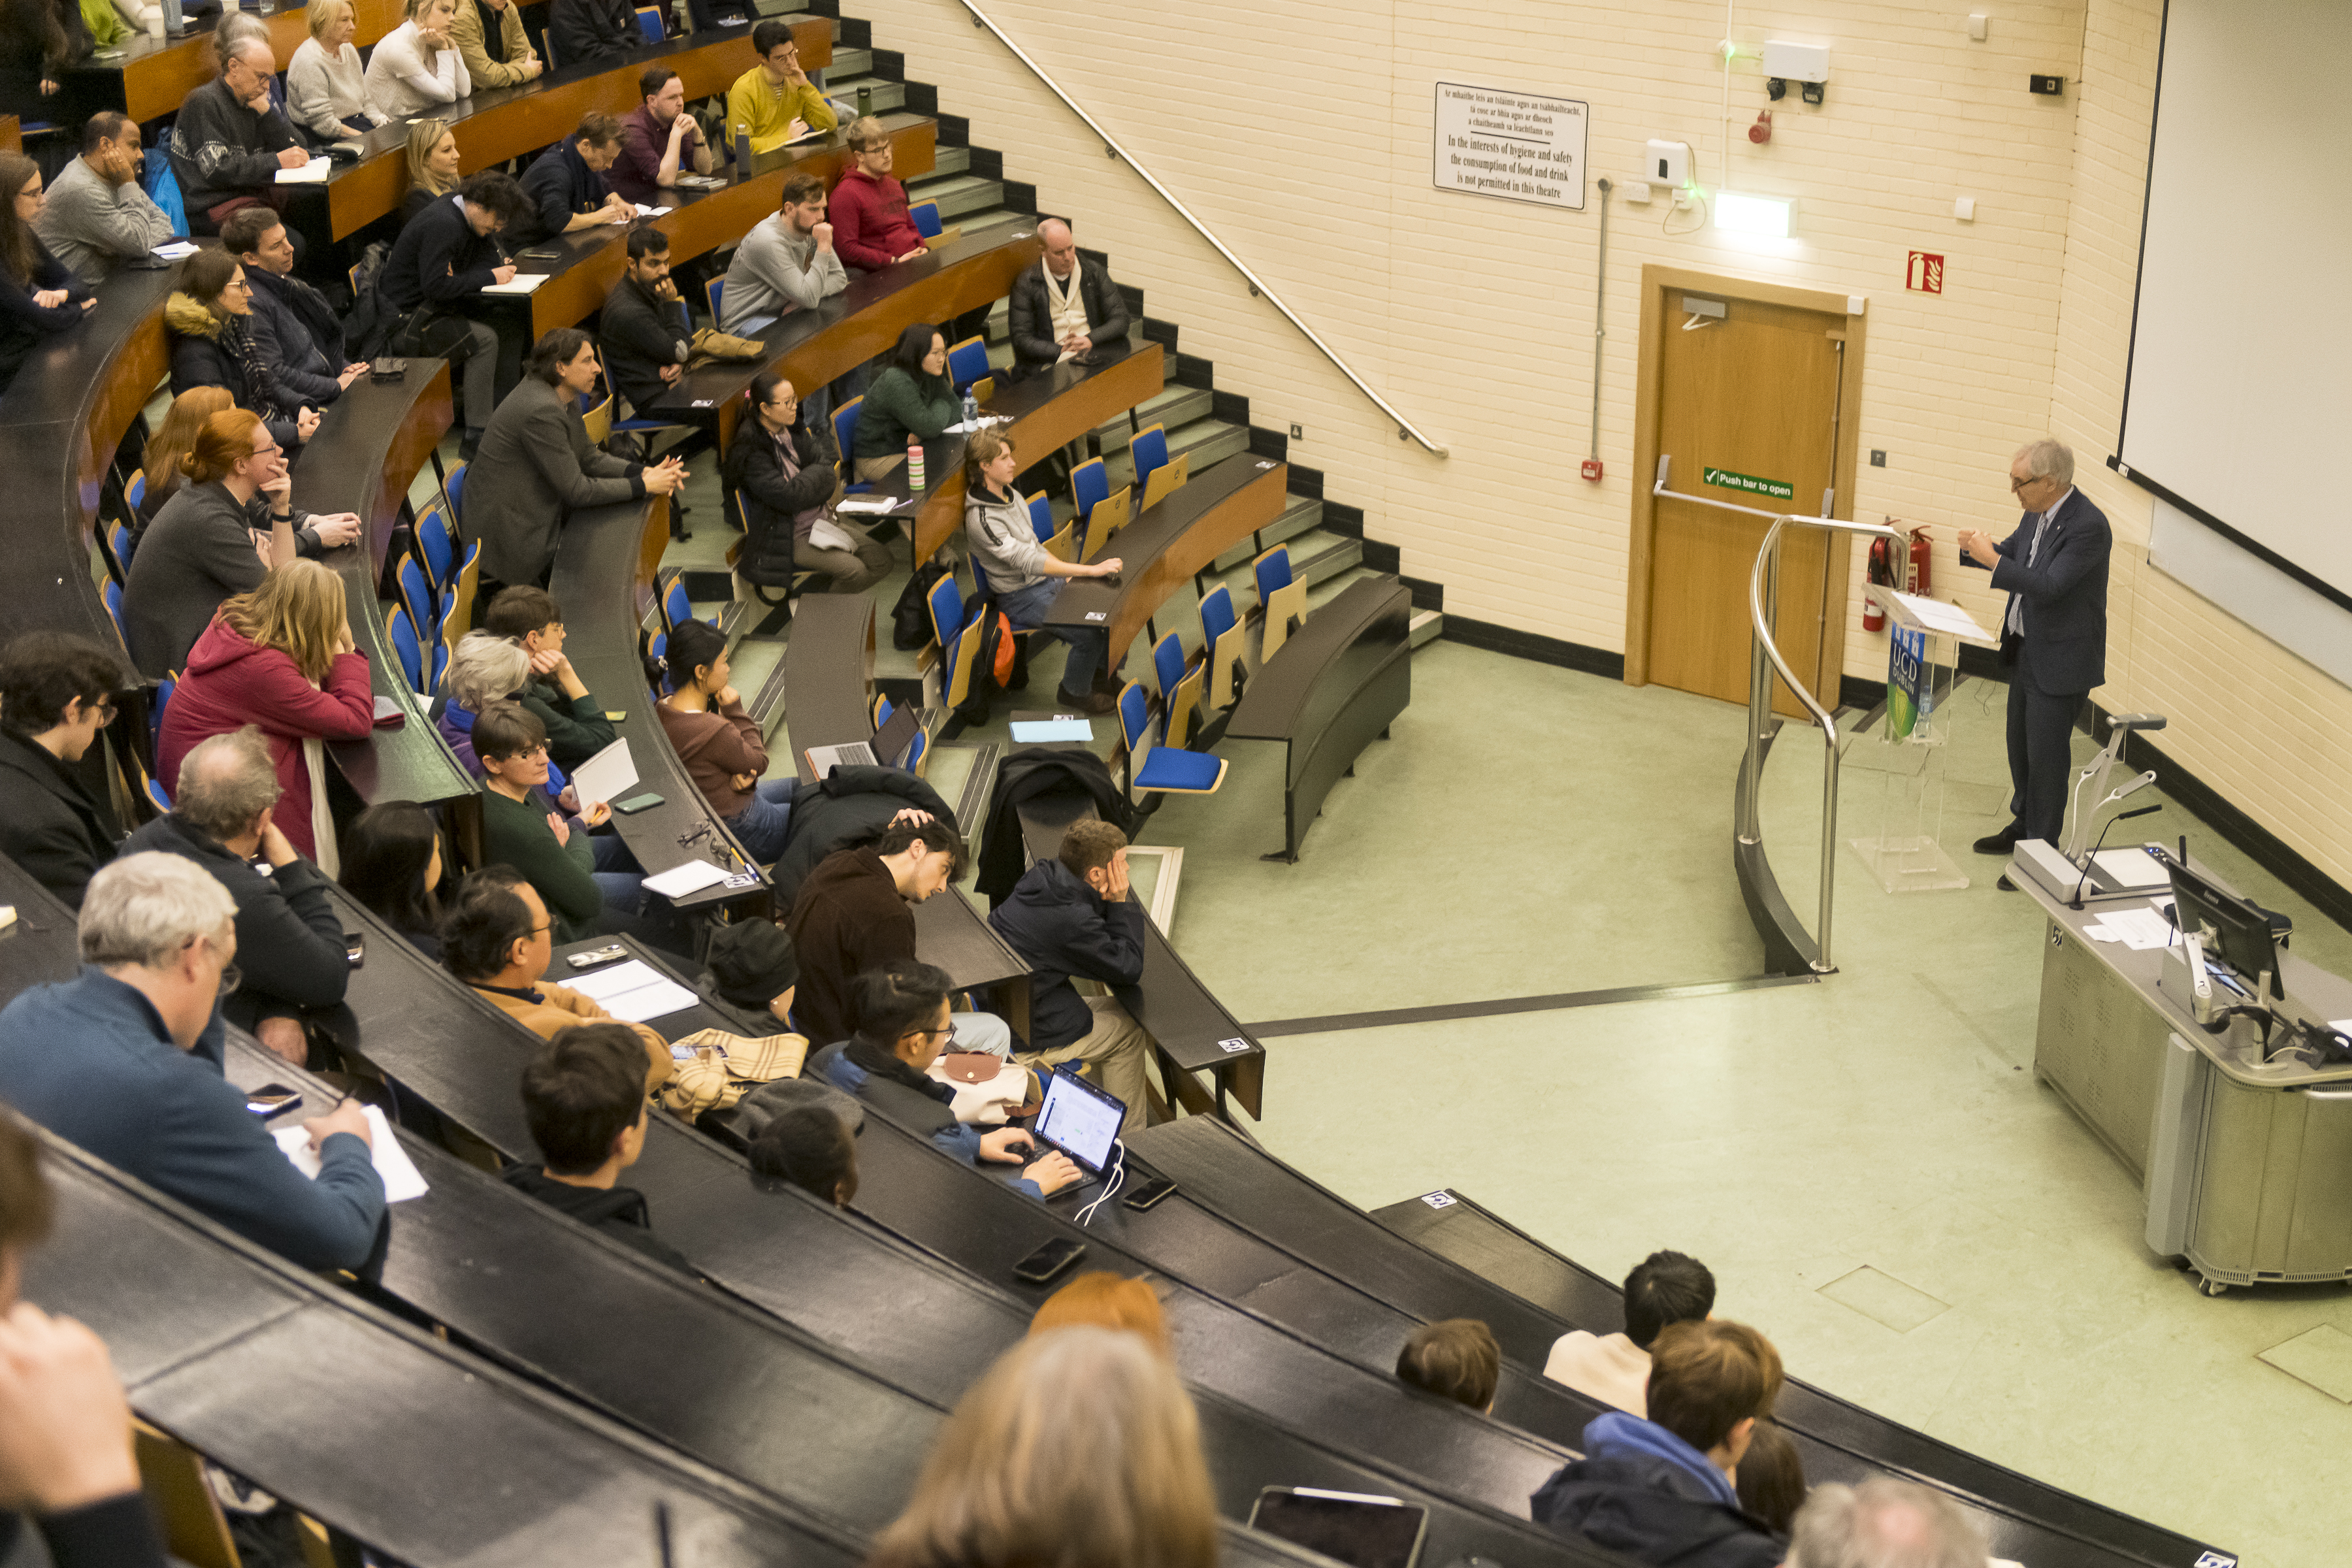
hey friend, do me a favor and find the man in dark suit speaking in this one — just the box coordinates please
[1952,438,2111,868]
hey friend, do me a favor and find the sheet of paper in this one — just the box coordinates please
[564,958,699,1022]
[273,1106,429,1201]
[836,494,904,514]
[2331,1019,2352,1035]
[570,736,637,809]
[152,240,199,259]
[482,272,550,295]
[731,313,777,336]
[2082,925,2120,943]
[2092,847,2166,887]
[943,416,1012,434]
[1011,719,1095,742]
[274,158,331,184]
[634,203,673,217]
[1887,587,1991,642]
[642,859,729,898]
[2099,907,2180,951]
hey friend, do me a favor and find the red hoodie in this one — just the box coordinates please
[157,617,374,862]
[829,167,924,272]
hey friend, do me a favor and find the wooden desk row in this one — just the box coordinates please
[655,214,1040,453]
[485,112,935,342]
[308,18,829,240]
[826,340,1165,565]
[1046,451,1288,674]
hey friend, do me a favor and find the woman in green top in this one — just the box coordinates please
[852,323,962,483]
[472,700,653,944]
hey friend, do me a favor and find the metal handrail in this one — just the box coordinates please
[1734,500,1901,973]
[952,0,1448,458]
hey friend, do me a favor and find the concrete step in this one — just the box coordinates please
[903,173,1005,220]
[823,75,905,114]
[930,144,970,178]
[1210,493,1321,574]
[1167,417,1249,475]
[1409,607,1443,648]
[1293,532,1363,591]
[1091,384,1211,457]
[828,46,872,77]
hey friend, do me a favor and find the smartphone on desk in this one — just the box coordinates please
[1012,1237,1086,1286]
[245,1085,303,1119]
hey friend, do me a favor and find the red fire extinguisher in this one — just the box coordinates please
[1864,536,1894,631]
[1907,527,1931,596]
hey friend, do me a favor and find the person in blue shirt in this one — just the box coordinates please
[808,960,1081,1200]
[0,852,387,1273]
[1531,1318,1788,1568]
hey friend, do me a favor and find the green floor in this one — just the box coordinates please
[1150,645,2344,1568]
[627,466,2351,1564]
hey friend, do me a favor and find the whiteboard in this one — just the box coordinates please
[2115,0,2352,606]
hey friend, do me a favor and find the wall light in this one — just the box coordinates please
[1714,191,1794,238]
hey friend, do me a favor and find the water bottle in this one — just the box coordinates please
[161,0,182,35]
[961,389,977,429]
[906,435,924,492]
[856,84,872,119]
[731,121,750,176]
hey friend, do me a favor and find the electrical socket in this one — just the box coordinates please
[1624,180,1654,204]
[1289,423,1303,440]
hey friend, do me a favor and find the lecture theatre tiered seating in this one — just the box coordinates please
[0,6,2233,1566]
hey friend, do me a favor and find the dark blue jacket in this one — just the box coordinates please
[0,968,385,1270]
[244,265,350,407]
[986,858,1144,1054]
[1983,487,2110,696]
[518,139,616,244]
[811,1037,1044,1200]
[120,813,352,1028]
[1531,1412,1784,1568]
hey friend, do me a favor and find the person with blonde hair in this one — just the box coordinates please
[286,0,391,139]
[365,0,470,122]
[133,385,235,531]
[401,118,463,225]
[120,408,362,679]
[157,559,372,867]
[864,1327,1219,1568]
[1028,1271,1169,1355]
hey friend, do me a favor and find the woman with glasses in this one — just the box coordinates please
[0,152,93,395]
[725,370,891,596]
[472,700,670,947]
[164,248,317,452]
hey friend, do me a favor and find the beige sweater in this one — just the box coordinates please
[1543,1330,1651,1417]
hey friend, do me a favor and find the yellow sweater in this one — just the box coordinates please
[725,67,836,153]
[474,981,673,1092]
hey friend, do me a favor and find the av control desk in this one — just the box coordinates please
[2016,860,2352,1293]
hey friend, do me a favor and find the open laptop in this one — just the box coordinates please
[802,705,921,778]
[1028,1067,1125,1179]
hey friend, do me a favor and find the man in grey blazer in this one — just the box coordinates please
[461,327,688,616]
[1954,438,2111,872]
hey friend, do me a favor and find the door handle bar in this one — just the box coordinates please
[1654,455,1784,521]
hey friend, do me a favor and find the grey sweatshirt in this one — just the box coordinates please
[33,155,174,289]
[720,214,847,329]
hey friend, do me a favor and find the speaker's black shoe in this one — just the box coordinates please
[1972,828,2022,856]
[1997,874,2019,892]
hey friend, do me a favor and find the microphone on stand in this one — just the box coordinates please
[2069,804,2164,911]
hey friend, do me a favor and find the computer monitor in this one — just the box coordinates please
[2162,853,2281,1002]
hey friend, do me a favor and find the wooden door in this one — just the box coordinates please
[1642,293,1846,715]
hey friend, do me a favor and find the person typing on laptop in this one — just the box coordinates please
[809,961,1081,1200]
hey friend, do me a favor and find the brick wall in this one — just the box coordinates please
[854,0,2352,885]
